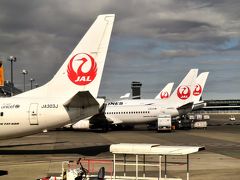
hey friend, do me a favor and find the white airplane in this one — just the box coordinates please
[0,14,115,139]
[154,82,174,99]
[103,69,198,125]
[71,69,210,130]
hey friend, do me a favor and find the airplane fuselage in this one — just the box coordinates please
[0,97,80,139]
[104,103,179,125]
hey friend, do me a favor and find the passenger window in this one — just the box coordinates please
[0,112,3,116]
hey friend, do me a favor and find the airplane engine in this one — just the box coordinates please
[72,119,90,130]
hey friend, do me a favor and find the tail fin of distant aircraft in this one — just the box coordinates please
[154,82,174,99]
[167,69,198,107]
[192,72,209,110]
[192,72,209,103]
[16,14,115,101]
[120,93,131,99]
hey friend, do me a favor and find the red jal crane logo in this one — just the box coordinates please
[193,84,202,96]
[67,53,97,85]
[160,91,169,99]
[177,85,191,100]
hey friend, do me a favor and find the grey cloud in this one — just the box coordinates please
[160,50,204,58]
[0,0,239,99]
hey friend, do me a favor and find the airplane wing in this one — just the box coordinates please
[177,102,194,115]
[192,101,206,110]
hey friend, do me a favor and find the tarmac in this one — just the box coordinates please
[0,125,239,180]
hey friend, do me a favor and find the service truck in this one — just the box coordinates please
[157,114,172,132]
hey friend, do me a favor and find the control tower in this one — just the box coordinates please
[131,81,142,99]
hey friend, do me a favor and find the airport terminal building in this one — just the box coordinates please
[190,99,240,125]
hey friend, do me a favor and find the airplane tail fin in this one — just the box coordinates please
[167,69,198,107]
[16,14,115,100]
[154,82,174,99]
[120,93,131,99]
[48,14,115,99]
[192,72,209,103]
[191,72,209,110]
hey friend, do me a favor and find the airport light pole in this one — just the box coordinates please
[7,56,17,96]
[22,69,28,92]
[30,78,35,90]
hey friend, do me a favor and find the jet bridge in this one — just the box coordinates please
[110,143,205,180]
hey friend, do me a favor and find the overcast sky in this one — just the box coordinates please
[0,0,240,100]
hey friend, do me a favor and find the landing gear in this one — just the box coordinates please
[101,121,109,132]
[110,124,135,131]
